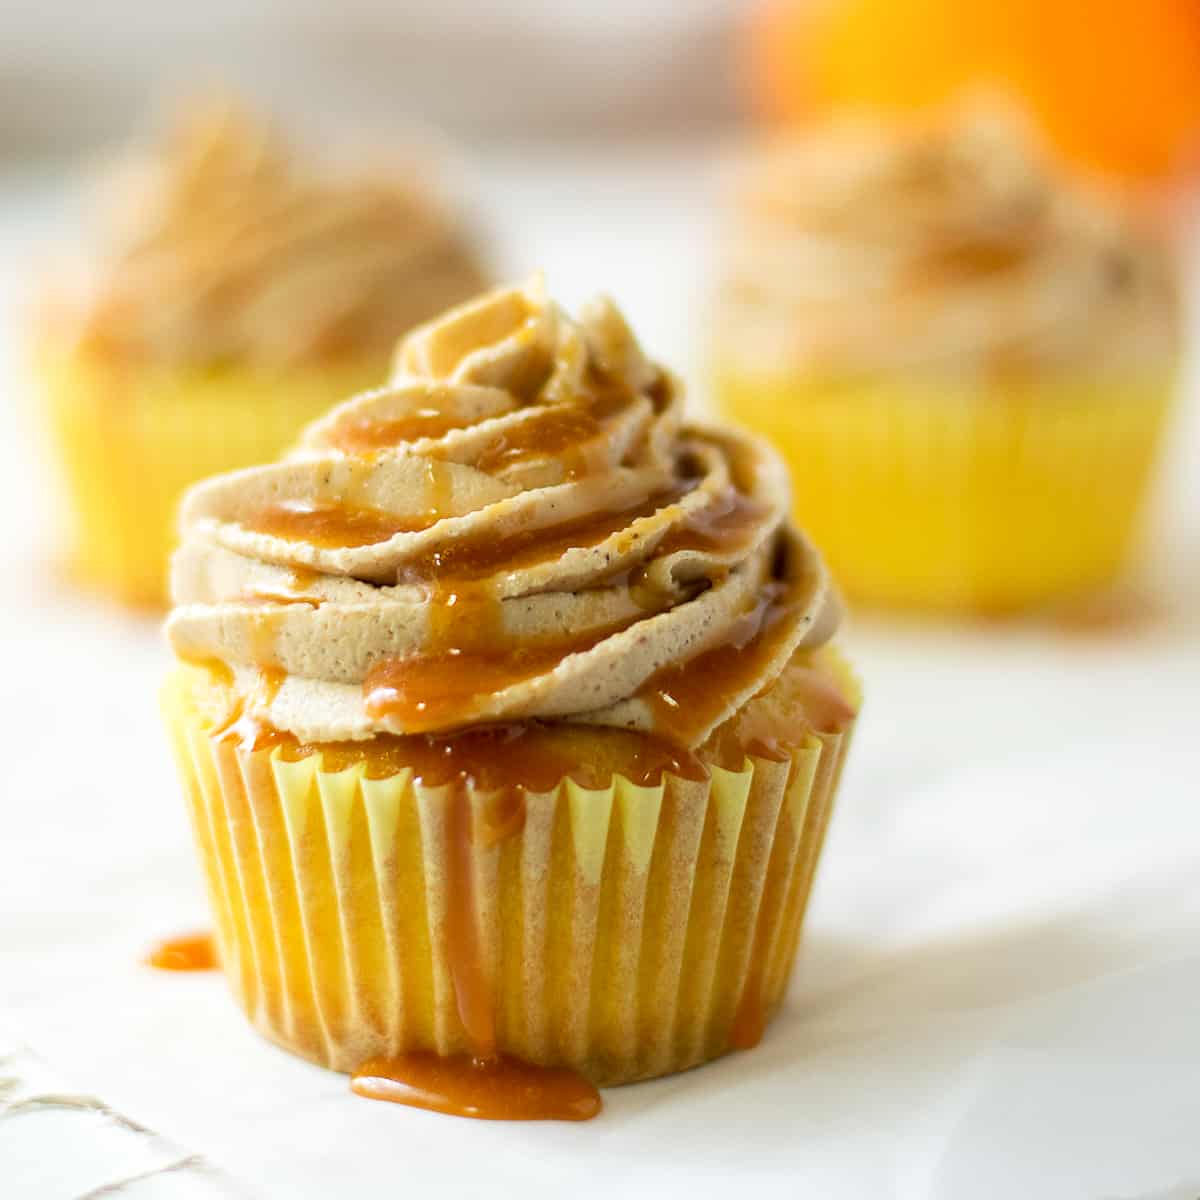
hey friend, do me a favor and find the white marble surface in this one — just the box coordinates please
[1,151,1199,1199]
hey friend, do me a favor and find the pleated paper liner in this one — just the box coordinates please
[714,367,1176,614]
[162,660,857,1087]
[36,343,381,608]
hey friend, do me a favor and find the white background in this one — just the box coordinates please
[2,147,1199,1198]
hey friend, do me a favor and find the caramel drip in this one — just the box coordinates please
[350,1053,601,1122]
[347,716,608,1122]
[325,408,471,453]
[636,581,837,748]
[478,788,527,847]
[288,567,321,590]
[244,606,284,675]
[363,616,640,734]
[213,717,706,790]
[347,727,606,1121]
[241,499,429,548]
[396,483,694,589]
[444,781,495,1055]
[420,457,456,524]
[472,401,609,481]
[211,666,289,751]
[638,584,791,745]
[144,932,218,971]
[326,374,628,470]
[231,591,321,609]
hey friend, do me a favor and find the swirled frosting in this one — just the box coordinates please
[53,98,487,366]
[719,105,1179,377]
[167,279,840,746]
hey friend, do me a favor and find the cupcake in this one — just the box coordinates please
[713,106,1181,614]
[161,279,858,1120]
[34,98,488,608]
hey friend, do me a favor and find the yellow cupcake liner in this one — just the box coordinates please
[162,664,857,1086]
[36,344,383,608]
[714,368,1176,614]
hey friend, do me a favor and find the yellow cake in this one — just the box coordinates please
[713,105,1180,614]
[161,279,859,1118]
[35,98,487,607]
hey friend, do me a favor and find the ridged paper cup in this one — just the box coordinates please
[714,368,1175,614]
[36,342,381,608]
[162,659,858,1086]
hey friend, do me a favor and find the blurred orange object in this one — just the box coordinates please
[747,0,1200,183]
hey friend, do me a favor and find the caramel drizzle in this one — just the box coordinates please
[325,407,472,452]
[444,782,495,1054]
[363,615,642,734]
[240,499,428,549]
[396,481,695,588]
[470,386,628,481]
[238,371,646,553]
[636,582,799,748]
[353,735,604,1121]
[362,477,718,734]
[358,481,774,735]
[231,591,321,609]
[211,666,288,751]
[217,719,703,790]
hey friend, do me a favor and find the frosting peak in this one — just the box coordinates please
[59,98,487,366]
[168,280,838,745]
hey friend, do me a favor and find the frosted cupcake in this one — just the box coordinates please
[162,279,858,1120]
[714,107,1180,614]
[35,98,487,607]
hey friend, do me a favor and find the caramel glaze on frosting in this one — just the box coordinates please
[719,105,1180,378]
[167,278,840,748]
[51,98,488,366]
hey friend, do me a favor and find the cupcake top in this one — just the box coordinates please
[167,279,840,747]
[719,105,1180,378]
[45,99,488,367]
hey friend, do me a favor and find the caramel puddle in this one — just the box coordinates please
[351,1052,601,1122]
[144,932,218,971]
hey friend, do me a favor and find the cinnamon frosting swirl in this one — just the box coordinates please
[719,105,1179,377]
[167,280,839,745]
[57,98,487,366]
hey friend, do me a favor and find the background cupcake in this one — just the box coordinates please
[712,105,1182,614]
[161,280,858,1113]
[33,97,488,608]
